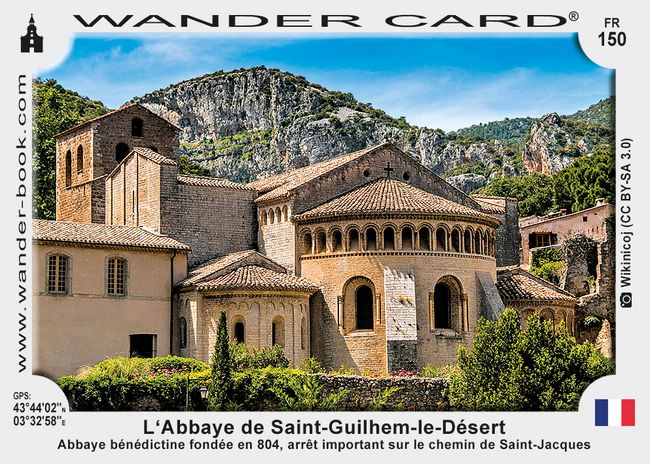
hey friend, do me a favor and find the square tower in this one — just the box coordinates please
[55,104,179,223]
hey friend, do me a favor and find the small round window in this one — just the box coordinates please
[403,171,411,181]
[363,169,372,178]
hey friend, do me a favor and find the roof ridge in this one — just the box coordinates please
[55,103,180,138]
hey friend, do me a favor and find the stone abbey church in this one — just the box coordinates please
[33,104,578,378]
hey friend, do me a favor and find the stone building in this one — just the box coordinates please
[32,220,189,378]
[519,200,614,266]
[36,103,579,377]
[496,266,577,335]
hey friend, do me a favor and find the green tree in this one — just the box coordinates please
[553,151,615,213]
[450,308,612,411]
[208,311,233,410]
[476,173,555,217]
[33,79,108,219]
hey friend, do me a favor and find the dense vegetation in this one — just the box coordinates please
[456,117,536,145]
[33,79,109,219]
[477,152,615,216]
[449,308,613,411]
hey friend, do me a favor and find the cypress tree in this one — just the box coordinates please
[208,311,232,410]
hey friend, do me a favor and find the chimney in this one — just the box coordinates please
[560,208,567,216]
[596,198,605,206]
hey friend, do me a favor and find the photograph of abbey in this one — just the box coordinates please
[32,35,615,411]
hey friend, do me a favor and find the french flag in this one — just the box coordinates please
[595,399,635,426]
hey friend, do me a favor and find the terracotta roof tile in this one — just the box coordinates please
[196,265,319,293]
[33,220,190,251]
[496,267,576,302]
[181,250,261,286]
[249,142,390,202]
[133,147,177,165]
[293,177,498,223]
[177,174,255,190]
[473,196,506,214]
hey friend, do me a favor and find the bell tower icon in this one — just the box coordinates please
[21,14,43,53]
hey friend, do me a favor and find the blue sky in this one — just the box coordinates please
[41,34,613,131]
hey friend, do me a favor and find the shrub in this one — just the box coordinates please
[449,308,613,411]
[367,387,402,411]
[231,342,289,370]
[419,364,458,379]
[530,247,564,285]
[270,375,348,411]
[208,311,233,410]
[299,357,323,374]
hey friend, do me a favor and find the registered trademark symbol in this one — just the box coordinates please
[569,11,579,21]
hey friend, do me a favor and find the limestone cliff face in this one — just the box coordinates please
[132,67,509,184]
[523,113,612,175]
[132,67,610,187]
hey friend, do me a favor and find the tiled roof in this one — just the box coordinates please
[496,266,576,302]
[473,196,506,214]
[177,174,255,190]
[133,147,177,165]
[181,250,261,286]
[248,142,391,202]
[33,220,190,251]
[55,103,179,138]
[293,177,499,223]
[196,265,319,293]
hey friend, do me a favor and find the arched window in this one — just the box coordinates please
[556,310,567,332]
[47,254,69,294]
[383,226,395,250]
[521,308,534,329]
[65,150,72,187]
[332,229,343,252]
[302,232,313,255]
[540,309,554,328]
[365,227,377,251]
[315,230,326,254]
[419,226,431,251]
[401,226,413,250]
[348,228,360,251]
[433,282,451,329]
[451,229,461,252]
[282,205,288,222]
[275,207,282,223]
[234,321,245,343]
[436,227,447,251]
[261,210,268,225]
[179,317,187,349]
[474,231,482,254]
[131,117,144,137]
[268,209,275,224]
[107,257,127,295]
[300,316,307,350]
[76,145,84,174]
[355,285,374,330]
[482,234,488,255]
[115,143,130,163]
[272,316,285,347]
[464,230,472,253]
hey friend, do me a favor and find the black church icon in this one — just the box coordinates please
[21,14,43,53]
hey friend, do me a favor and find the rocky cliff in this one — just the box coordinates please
[131,67,612,188]
[522,112,613,175]
[132,67,517,184]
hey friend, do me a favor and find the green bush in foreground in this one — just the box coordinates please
[449,308,613,411]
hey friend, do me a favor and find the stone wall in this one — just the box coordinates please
[315,374,449,411]
[179,292,311,366]
[258,201,295,272]
[165,182,257,266]
[383,267,418,372]
[520,202,614,266]
[494,198,520,267]
[300,225,497,374]
[290,145,482,217]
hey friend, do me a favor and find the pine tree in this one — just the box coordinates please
[208,311,233,410]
